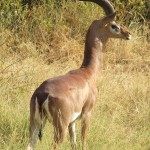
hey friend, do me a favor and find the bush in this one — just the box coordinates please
[111,0,150,25]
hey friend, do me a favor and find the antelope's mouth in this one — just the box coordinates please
[126,34,132,40]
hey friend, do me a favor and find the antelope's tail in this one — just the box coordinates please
[35,93,49,141]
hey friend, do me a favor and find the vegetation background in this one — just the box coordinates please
[0,0,150,150]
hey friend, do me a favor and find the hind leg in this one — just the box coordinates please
[53,126,68,150]
[53,127,67,150]
[52,112,68,150]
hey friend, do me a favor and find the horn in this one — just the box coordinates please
[79,0,115,16]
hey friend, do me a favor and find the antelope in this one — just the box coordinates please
[27,0,131,150]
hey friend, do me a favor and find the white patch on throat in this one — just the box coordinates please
[70,112,81,123]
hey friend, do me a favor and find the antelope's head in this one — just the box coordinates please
[100,13,131,40]
[80,0,131,41]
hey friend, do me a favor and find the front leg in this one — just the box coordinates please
[81,112,91,150]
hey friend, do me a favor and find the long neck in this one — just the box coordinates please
[80,26,107,77]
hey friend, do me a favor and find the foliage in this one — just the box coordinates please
[0,0,149,31]
[111,0,150,25]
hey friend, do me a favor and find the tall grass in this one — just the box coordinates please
[0,1,149,150]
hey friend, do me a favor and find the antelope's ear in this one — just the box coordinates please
[101,12,116,26]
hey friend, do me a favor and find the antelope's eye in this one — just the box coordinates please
[111,25,120,32]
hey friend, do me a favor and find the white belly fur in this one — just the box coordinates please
[70,112,81,123]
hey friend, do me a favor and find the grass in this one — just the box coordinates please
[0,1,150,150]
[0,36,149,150]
